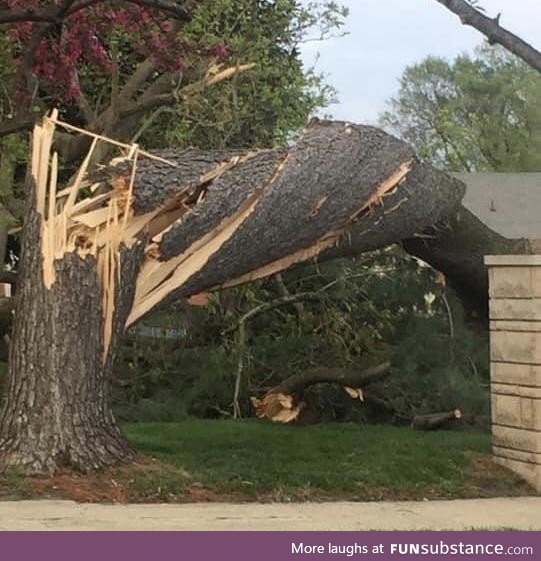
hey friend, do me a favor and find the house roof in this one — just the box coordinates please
[453,173,541,239]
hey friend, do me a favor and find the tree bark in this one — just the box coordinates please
[322,199,535,321]
[111,119,465,323]
[402,206,534,319]
[434,0,541,74]
[271,362,391,397]
[0,130,144,473]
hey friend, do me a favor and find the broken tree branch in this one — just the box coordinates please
[434,0,541,73]
[228,274,365,419]
[119,63,256,120]
[402,206,533,319]
[274,273,305,319]
[222,291,328,336]
[27,115,466,354]
[98,120,465,324]
[0,0,191,25]
[251,362,391,423]
[272,362,391,396]
[51,62,255,165]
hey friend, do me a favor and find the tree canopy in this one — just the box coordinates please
[381,45,541,172]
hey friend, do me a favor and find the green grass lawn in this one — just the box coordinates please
[121,420,534,502]
[0,420,534,503]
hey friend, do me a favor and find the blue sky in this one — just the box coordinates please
[301,0,541,124]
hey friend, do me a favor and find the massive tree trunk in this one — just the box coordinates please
[0,207,141,472]
[402,206,535,319]
[0,114,465,473]
[325,202,535,321]
[0,125,143,472]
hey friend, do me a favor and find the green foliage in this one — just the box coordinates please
[357,44,541,427]
[381,45,541,172]
[115,250,489,426]
[140,0,347,149]
[0,1,347,230]
[383,313,488,423]
[0,135,27,226]
[0,33,28,226]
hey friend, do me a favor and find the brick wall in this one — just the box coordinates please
[485,255,541,491]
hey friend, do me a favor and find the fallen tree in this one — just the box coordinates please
[412,409,462,431]
[0,112,481,473]
[402,208,535,320]
[251,363,391,424]
[322,201,536,321]
[250,366,466,429]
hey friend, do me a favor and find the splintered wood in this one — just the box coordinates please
[30,113,260,359]
[32,114,151,358]
[126,189,262,326]
[250,394,305,424]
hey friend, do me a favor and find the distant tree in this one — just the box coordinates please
[381,46,541,172]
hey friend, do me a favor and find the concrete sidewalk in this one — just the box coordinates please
[0,498,539,530]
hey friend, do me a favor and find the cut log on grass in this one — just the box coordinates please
[412,409,462,431]
[0,114,465,473]
[251,363,391,423]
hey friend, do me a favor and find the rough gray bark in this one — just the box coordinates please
[0,174,143,473]
[402,206,533,319]
[107,120,532,324]
[251,363,391,424]
[271,362,391,397]
[109,120,465,316]
[412,409,462,430]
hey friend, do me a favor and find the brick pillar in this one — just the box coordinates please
[485,255,541,491]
